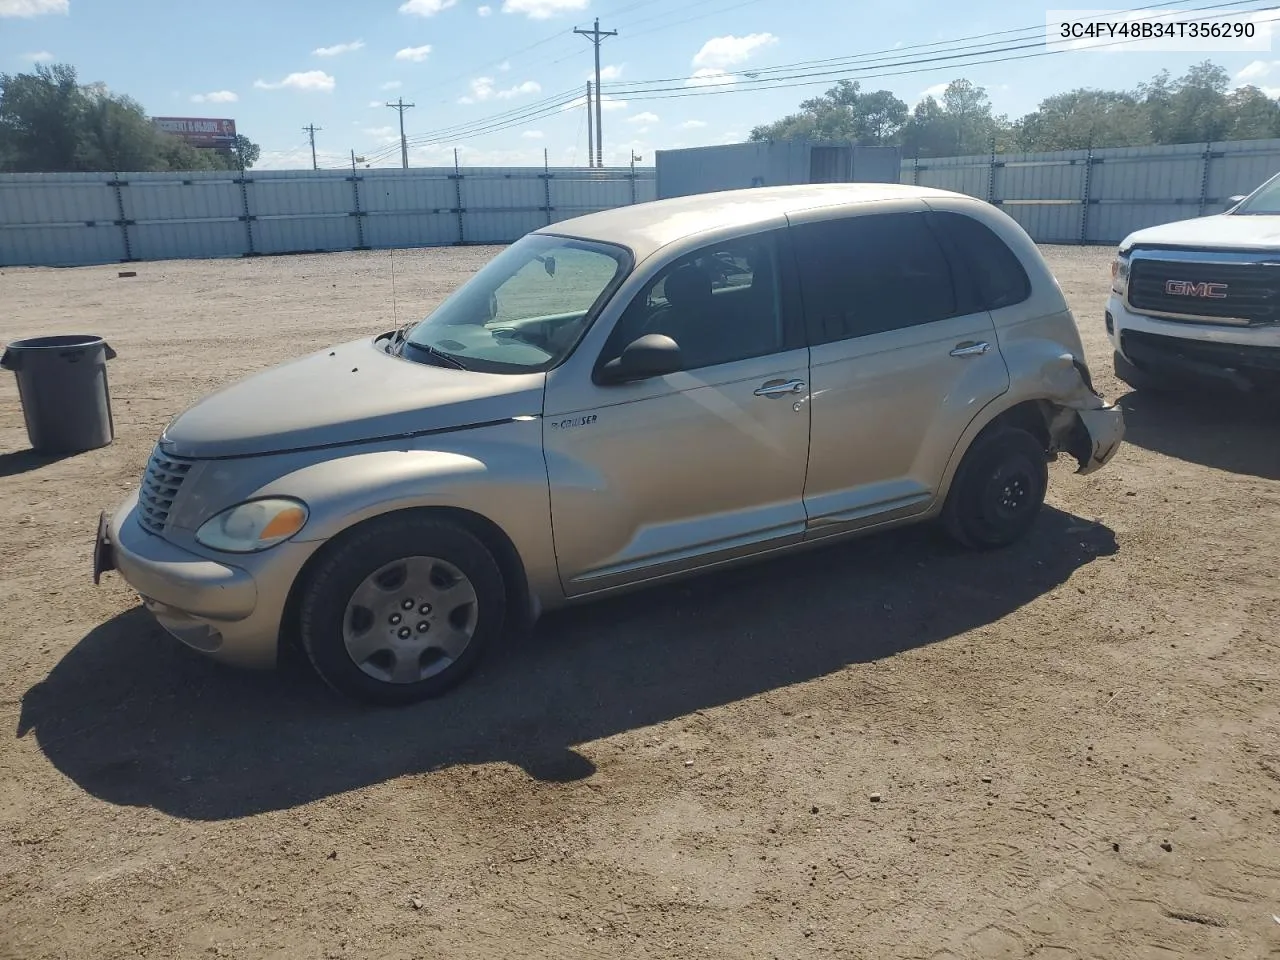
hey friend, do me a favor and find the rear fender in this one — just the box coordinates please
[940,340,1125,496]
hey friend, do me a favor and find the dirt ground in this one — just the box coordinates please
[1,244,1278,960]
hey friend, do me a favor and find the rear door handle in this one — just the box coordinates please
[950,341,991,358]
[754,379,806,398]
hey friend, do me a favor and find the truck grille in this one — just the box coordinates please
[137,447,192,534]
[1128,257,1280,325]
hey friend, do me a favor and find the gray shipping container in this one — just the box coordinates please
[655,140,902,199]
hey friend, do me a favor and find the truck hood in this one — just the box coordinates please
[1121,213,1280,253]
[160,336,546,459]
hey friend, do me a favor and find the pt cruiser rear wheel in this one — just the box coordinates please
[943,426,1048,550]
[298,514,506,706]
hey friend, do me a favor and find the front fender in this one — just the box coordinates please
[247,425,560,610]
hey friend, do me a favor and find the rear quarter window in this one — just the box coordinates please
[927,211,1031,311]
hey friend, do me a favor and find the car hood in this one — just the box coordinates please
[160,336,546,459]
[1121,213,1280,253]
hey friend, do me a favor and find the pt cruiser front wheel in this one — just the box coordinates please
[298,514,507,706]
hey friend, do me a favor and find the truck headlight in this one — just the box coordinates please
[1111,253,1130,297]
[195,498,308,553]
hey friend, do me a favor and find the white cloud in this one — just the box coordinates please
[498,60,511,71]
[591,64,623,82]
[395,45,434,62]
[364,125,396,137]
[719,131,742,144]
[500,79,541,98]
[1236,60,1275,81]
[502,0,588,19]
[399,0,457,14]
[628,111,658,124]
[368,100,385,107]
[254,70,336,93]
[22,50,54,62]
[458,76,541,103]
[916,82,947,104]
[191,90,239,104]
[680,119,708,129]
[0,0,67,17]
[381,80,403,90]
[313,40,364,56]
[686,68,736,88]
[522,129,544,139]
[692,32,777,69]
[478,3,492,13]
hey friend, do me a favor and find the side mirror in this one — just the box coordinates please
[598,334,682,384]
[1227,194,1247,208]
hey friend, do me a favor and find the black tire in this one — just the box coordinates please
[943,426,1049,550]
[298,513,506,706]
[1113,349,1173,393]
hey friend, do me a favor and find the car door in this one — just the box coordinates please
[787,202,1011,538]
[542,228,811,597]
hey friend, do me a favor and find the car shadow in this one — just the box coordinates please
[1117,388,1280,481]
[18,507,1116,821]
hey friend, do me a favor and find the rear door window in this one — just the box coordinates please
[790,212,958,344]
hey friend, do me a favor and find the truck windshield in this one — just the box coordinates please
[1233,175,1280,215]
[401,234,630,373]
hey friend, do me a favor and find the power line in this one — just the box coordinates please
[605,10,1280,105]
[357,0,1273,164]
[385,98,416,169]
[302,123,322,171]
[603,0,1270,91]
[358,87,583,161]
[574,18,618,167]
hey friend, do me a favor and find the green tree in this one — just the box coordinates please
[1224,85,1280,140]
[0,63,260,173]
[1015,89,1148,151]
[230,133,260,169]
[750,80,908,144]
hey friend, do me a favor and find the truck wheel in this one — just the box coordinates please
[298,514,506,706]
[1113,350,1171,393]
[943,426,1048,550]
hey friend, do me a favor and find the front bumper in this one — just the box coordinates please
[96,491,314,669]
[1106,295,1280,389]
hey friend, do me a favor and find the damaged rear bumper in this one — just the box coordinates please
[1065,404,1124,474]
[1042,354,1125,475]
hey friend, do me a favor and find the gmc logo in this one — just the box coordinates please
[1165,280,1228,299]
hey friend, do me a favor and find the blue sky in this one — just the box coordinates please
[2,0,1278,169]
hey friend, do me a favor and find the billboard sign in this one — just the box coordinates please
[152,117,237,148]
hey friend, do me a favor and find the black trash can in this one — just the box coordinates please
[1,335,117,454]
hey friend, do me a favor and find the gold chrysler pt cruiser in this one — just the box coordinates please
[94,184,1124,705]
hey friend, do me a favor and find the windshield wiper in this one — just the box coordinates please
[403,338,469,370]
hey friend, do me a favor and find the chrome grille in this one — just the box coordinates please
[137,447,192,534]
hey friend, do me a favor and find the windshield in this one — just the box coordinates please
[1232,173,1280,215]
[401,234,630,373]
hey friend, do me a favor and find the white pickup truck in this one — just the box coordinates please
[1106,171,1280,393]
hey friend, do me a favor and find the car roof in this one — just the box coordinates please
[536,183,973,261]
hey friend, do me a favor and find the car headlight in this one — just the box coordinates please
[195,498,308,553]
[1111,253,1130,297]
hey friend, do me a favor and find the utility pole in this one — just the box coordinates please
[303,123,322,170]
[574,18,616,168]
[385,97,416,169]
[585,82,594,169]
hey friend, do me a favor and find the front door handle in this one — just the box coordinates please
[754,379,806,398]
[950,341,991,358]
